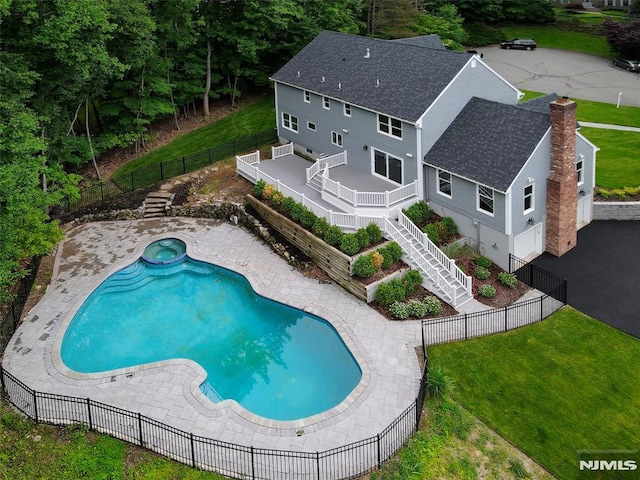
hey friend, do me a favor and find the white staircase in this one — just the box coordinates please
[383,213,473,308]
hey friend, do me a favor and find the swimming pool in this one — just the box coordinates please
[60,239,362,421]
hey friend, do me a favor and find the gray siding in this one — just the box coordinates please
[509,133,550,236]
[275,82,419,186]
[419,60,519,153]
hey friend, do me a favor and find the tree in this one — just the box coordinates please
[603,17,640,60]
[366,0,419,38]
[414,4,468,50]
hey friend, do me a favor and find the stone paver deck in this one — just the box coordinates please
[3,218,425,453]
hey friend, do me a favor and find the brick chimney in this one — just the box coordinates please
[545,97,578,257]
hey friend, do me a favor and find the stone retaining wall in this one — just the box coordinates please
[593,201,640,221]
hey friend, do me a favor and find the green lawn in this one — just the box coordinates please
[427,307,640,480]
[502,26,611,57]
[113,95,276,178]
[0,404,225,479]
[579,127,640,188]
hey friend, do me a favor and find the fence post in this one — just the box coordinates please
[33,390,38,423]
[464,313,468,340]
[100,182,104,203]
[138,413,144,446]
[540,296,544,321]
[160,162,164,180]
[377,433,381,469]
[131,173,135,192]
[316,451,320,480]
[208,148,211,165]
[504,306,508,332]
[182,156,186,174]
[190,433,196,468]
[86,398,93,430]
[0,366,5,395]
[251,446,255,480]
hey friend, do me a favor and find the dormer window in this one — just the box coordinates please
[378,114,402,139]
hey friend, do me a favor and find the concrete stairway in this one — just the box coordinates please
[143,191,175,218]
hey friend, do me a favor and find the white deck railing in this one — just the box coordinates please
[306,151,347,183]
[322,177,418,208]
[398,211,472,298]
[236,150,261,181]
[271,142,294,159]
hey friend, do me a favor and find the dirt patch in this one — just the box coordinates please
[189,159,255,204]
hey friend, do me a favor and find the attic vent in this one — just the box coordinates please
[364,48,370,59]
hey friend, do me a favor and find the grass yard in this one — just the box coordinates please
[579,127,640,188]
[113,95,276,178]
[0,402,225,480]
[427,307,640,480]
[501,27,611,58]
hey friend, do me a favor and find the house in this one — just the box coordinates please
[239,31,597,304]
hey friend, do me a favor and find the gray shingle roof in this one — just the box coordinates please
[423,97,551,192]
[270,31,471,123]
[517,93,558,114]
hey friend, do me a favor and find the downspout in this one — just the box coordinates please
[274,82,281,140]
[416,121,424,200]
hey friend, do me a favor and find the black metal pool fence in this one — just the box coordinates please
[58,128,278,214]
[0,364,428,480]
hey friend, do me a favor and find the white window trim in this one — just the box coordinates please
[331,131,343,147]
[303,90,310,103]
[477,185,495,217]
[437,170,452,198]
[307,121,316,131]
[344,103,351,117]
[377,114,402,139]
[372,148,403,185]
[323,96,330,110]
[576,158,584,186]
[282,112,298,133]
[523,184,535,215]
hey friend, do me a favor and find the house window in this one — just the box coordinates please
[437,170,452,198]
[344,103,351,117]
[304,90,310,103]
[323,96,330,109]
[307,121,316,131]
[373,149,402,184]
[477,185,494,215]
[331,131,343,147]
[523,184,534,214]
[378,114,402,139]
[576,159,584,185]
[282,112,298,133]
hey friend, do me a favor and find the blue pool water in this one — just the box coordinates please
[60,247,362,421]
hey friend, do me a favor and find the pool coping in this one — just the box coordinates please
[49,230,373,431]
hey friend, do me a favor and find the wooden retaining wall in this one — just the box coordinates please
[247,195,400,303]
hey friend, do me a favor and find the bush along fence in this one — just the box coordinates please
[421,255,567,347]
[57,128,278,215]
[0,364,427,480]
[0,256,41,354]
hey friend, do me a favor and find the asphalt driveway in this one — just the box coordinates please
[532,221,640,339]
[477,46,640,108]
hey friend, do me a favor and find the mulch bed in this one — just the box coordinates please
[369,286,458,321]
[456,258,530,308]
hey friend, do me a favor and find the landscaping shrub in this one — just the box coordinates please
[423,223,440,244]
[312,217,330,237]
[423,295,442,316]
[474,266,490,280]
[366,223,383,244]
[475,256,493,268]
[299,208,317,229]
[353,254,376,278]
[375,279,406,306]
[426,364,455,399]
[389,301,410,319]
[498,272,518,289]
[290,202,305,222]
[253,179,266,198]
[340,233,360,256]
[478,284,497,298]
[262,183,275,199]
[372,250,384,270]
[270,191,284,208]
[355,228,371,250]
[407,299,428,318]
[403,200,431,225]
[378,241,403,268]
[281,196,297,215]
[402,269,423,296]
[324,225,344,246]
[440,217,458,238]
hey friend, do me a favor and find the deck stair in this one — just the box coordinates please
[307,174,323,192]
[383,213,473,308]
[143,191,175,218]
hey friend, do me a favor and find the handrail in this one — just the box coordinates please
[306,151,347,183]
[271,142,294,159]
[236,150,260,165]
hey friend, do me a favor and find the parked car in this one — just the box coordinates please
[500,39,537,51]
[612,58,640,72]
